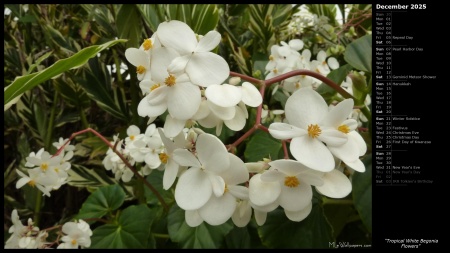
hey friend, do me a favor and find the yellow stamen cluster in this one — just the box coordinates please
[28,180,36,187]
[165,74,176,87]
[284,176,300,188]
[130,135,135,141]
[338,125,350,134]
[159,153,169,164]
[307,124,321,138]
[136,65,146,74]
[40,163,48,171]
[224,184,229,193]
[273,68,278,74]
[71,239,77,245]
[143,39,153,51]
[150,83,160,91]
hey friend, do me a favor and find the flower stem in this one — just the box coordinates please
[54,128,169,212]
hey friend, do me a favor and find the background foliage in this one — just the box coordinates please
[4,4,372,248]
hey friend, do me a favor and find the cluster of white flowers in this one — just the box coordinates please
[126,20,262,138]
[265,38,339,93]
[15,138,75,196]
[4,209,92,249]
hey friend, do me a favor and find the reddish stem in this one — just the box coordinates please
[52,128,169,212]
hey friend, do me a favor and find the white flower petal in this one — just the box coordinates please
[227,185,249,200]
[197,112,220,128]
[208,173,226,197]
[321,99,354,127]
[260,170,284,182]
[16,177,31,189]
[150,47,179,82]
[288,39,304,51]
[199,193,236,226]
[125,48,149,68]
[185,210,203,227]
[285,88,329,129]
[173,149,201,168]
[196,31,221,52]
[317,50,327,61]
[167,82,201,120]
[146,85,169,105]
[241,82,262,107]
[284,201,312,222]
[269,159,311,176]
[221,154,249,185]
[164,115,186,138]
[167,55,191,74]
[250,200,279,213]
[328,135,360,162]
[349,131,367,156]
[318,128,348,146]
[205,84,242,107]
[248,174,281,206]
[344,159,366,173]
[207,100,236,121]
[224,106,246,131]
[316,169,352,198]
[186,53,230,87]
[138,97,167,118]
[254,209,267,226]
[163,159,179,190]
[192,100,210,120]
[232,201,252,227]
[327,57,339,70]
[196,133,230,173]
[279,181,312,212]
[268,122,307,139]
[175,167,212,210]
[290,136,335,172]
[157,20,197,54]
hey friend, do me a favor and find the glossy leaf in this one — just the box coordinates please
[90,204,154,249]
[344,34,372,73]
[244,131,282,162]
[352,155,372,233]
[76,184,125,220]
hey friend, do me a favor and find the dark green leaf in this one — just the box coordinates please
[258,204,334,248]
[90,204,154,249]
[76,184,125,220]
[344,34,372,73]
[244,131,282,162]
[352,155,372,233]
[116,5,142,48]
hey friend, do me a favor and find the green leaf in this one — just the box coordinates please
[190,5,220,35]
[75,58,128,121]
[138,4,165,32]
[76,184,126,220]
[225,223,265,249]
[90,204,154,249]
[167,204,233,249]
[352,155,372,233]
[244,131,282,162]
[316,64,353,102]
[344,34,372,73]
[258,204,334,248]
[67,164,116,188]
[323,203,357,239]
[4,39,127,109]
[116,5,142,48]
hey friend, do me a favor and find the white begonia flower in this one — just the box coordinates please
[24,148,45,167]
[261,160,324,214]
[197,101,248,136]
[191,153,249,226]
[138,71,201,121]
[125,47,151,81]
[173,133,230,210]
[5,210,49,249]
[268,88,348,172]
[125,125,144,144]
[53,137,75,152]
[16,168,58,197]
[311,50,339,76]
[157,20,230,87]
[322,99,367,172]
[157,128,186,190]
[57,219,92,249]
